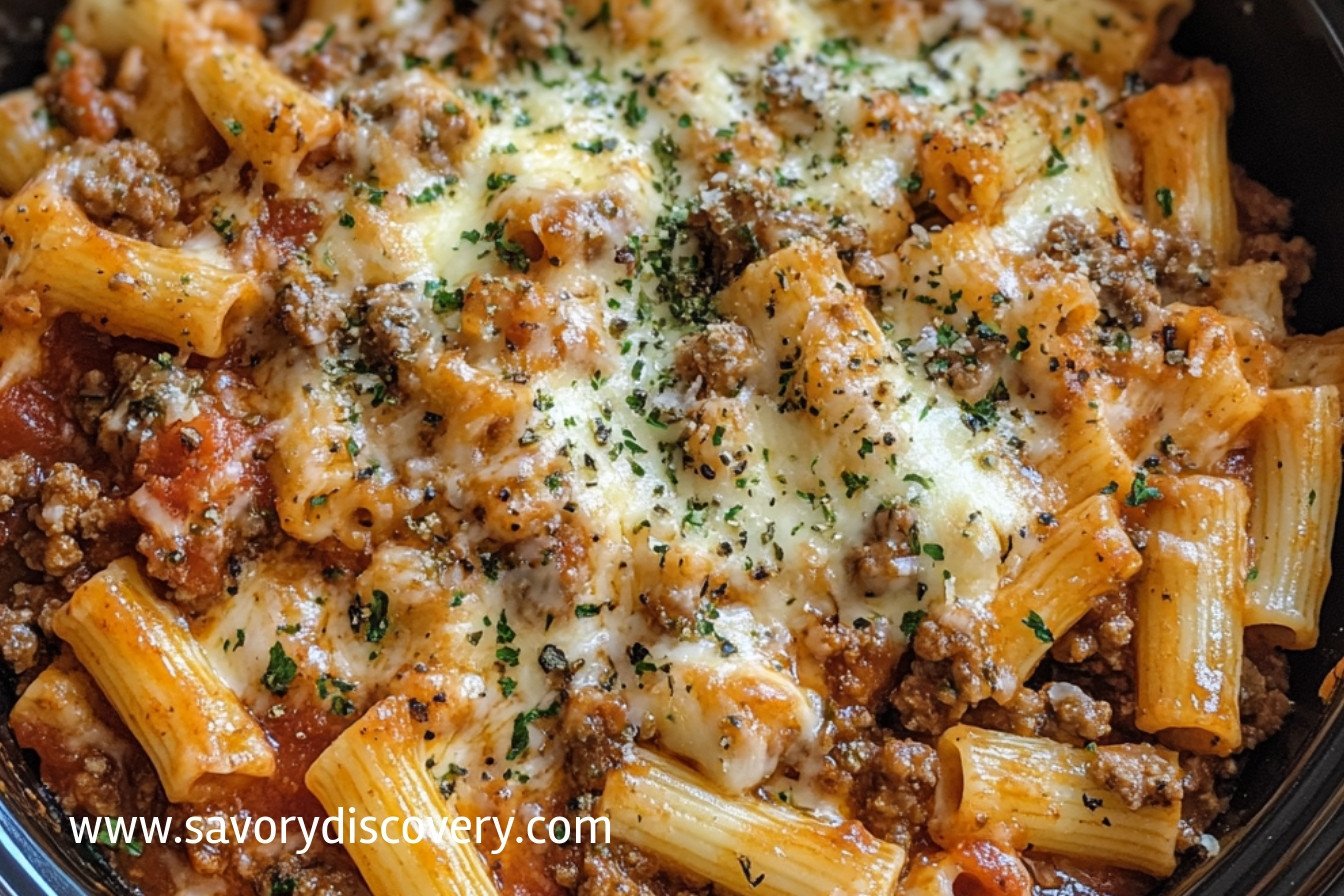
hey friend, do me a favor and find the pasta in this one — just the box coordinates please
[48,558,275,802]
[599,747,906,896]
[0,179,260,356]
[1124,63,1240,263]
[0,1,1334,894]
[168,19,342,187]
[61,0,185,57]
[896,843,1031,896]
[1211,261,1287,340]
[0,89,69,195]
[932,725,1183,877]
[919,82,1064,222]
[305,697,499,896]
[1016,0,1158,81]
[1134,476,1250,755]
[1277,331,1344,388]
[1047,405,1133,507]
[1246,387,1344,648]
[984,495,1142,698]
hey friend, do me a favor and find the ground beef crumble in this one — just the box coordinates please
[1042,216,1160,324]
[853,736,939,848]
[68,139,181,241]
[847,503,919,598]
[1240,637,1292,750]
[16,464,123,577]
[341,74,478,170]
[964,681,1113,746]
[1047,682,1114,745]
[892,616,997,734]
[0,604,41,674]
[809,697,939,851]
[6,461,128,590]
[1178,753,1239,851]
[560,689,633,794]
[277,270,350,349]
[1050,591,1135,673]
[253,855,371,896]
[577,843,709,896]
[687,174,878,294]
[0,454,40,515]
[1232,166,1315,300]
[674,322,759,399]
[1090,743,1182,811]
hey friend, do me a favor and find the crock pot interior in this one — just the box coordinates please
[0,1,1342,894]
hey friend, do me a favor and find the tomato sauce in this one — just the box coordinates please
[191,703,344,825]
[133,411,273,597]
[1029,856,1155,896]
[41,314,120,388]
[484,804,569,896]
[0,380,76,466]
[261,196,324,260]
[0,315,168,468]
[950,840,1033,896]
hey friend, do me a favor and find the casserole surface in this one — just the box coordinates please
[1,2,1344,895]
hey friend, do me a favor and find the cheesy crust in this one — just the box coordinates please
[0,1,1328,894]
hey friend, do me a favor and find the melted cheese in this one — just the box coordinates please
[0,0,1311,890]
[187,0,1093,821]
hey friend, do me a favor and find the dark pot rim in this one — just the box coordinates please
[1,2,1344,895]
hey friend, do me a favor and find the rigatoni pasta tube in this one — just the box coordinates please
[1017,0,1156,80]
[897,858,962,896]
[1277,331,1344,388]
[63,0,186,57]
[169,21,343,187]
[10,661,126,761]
[1125,65,1239,263]
[120,54,221,174]
[50,557,275,802]
[1049,406,1132,508]
[1210,262,1286,341]
[932,725,1182,877]
[305,696,499,896]
[648,660,815,792]
[1246,387,1343,648]
[988,495,1142,698]
[0,181,259,356]
[260,357,418,549]
[0,90,68,195]
[599,747,905,896]
[1119,305,1267,468]
[1135,476,1250,755]
[896,843,1031,896]
[920,82,1098,221]
[919,92,1049,221]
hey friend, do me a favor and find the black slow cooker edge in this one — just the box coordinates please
[2,1,1344,894]
[1165,2,1344,895]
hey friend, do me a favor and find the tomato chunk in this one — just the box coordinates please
[131,411,273,599]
